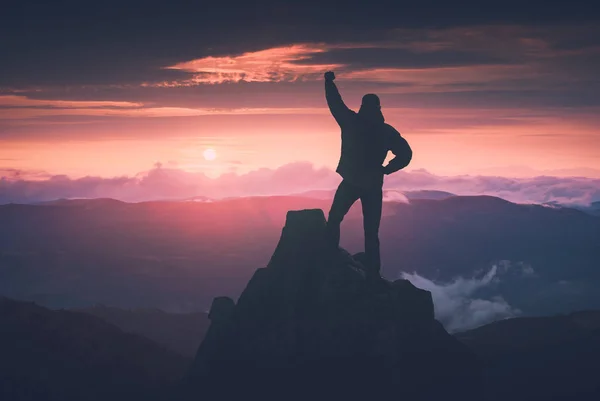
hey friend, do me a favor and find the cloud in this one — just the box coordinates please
[384,169,600,206]
[0,162,338,203]
[401,266,519,332]
[1,162,599,206]
[0,93,332,122]
[153,44,343,86]
[156,35,521,87]
[382,190,410,203]
[0,168,51,181]
[0,104,328,120]
[0,95,143,108]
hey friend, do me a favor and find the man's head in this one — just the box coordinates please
[361,94,380,108]
[358,93,384,124]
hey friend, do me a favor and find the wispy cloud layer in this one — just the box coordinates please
[136,24,600,92]
[156,44,342,86]
[1,162,599,206]
[2,24,598,123]
[385,170,600,206]
[0,104,327,120]
[0,95,143,108]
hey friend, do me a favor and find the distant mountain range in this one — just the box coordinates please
[30,190,457,205]
[1,195,599,325]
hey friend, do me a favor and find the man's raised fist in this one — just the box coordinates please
[324,71,336,81]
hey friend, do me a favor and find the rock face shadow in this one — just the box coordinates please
[186,209,482,401]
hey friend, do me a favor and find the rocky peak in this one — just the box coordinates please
[187,209,481,400]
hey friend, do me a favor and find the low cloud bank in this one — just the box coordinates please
[1,162,599,206]
[386,169,600,206]
[401,266,519,332]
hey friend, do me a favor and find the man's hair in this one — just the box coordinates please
[358,93,384,124]
[361,94,380,107]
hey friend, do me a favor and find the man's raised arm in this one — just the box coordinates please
[324,71,353,127]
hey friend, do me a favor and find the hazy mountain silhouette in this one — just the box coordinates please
[185,209,481,400]
[76,305,209,357]
[1,195,599,319]
[457,311,600,401]
[0,297,189,401]
[32,198,127,208]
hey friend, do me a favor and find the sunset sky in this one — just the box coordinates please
[1,1,600,202]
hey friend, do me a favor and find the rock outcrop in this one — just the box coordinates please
[188,209,482,400]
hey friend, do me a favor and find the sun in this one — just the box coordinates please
[203,148,217,161]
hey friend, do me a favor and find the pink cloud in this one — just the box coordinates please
[152,44,343,86]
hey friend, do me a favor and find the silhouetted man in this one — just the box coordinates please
[324,71,412,277]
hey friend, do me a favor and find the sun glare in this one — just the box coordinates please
[203,148,217,161]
